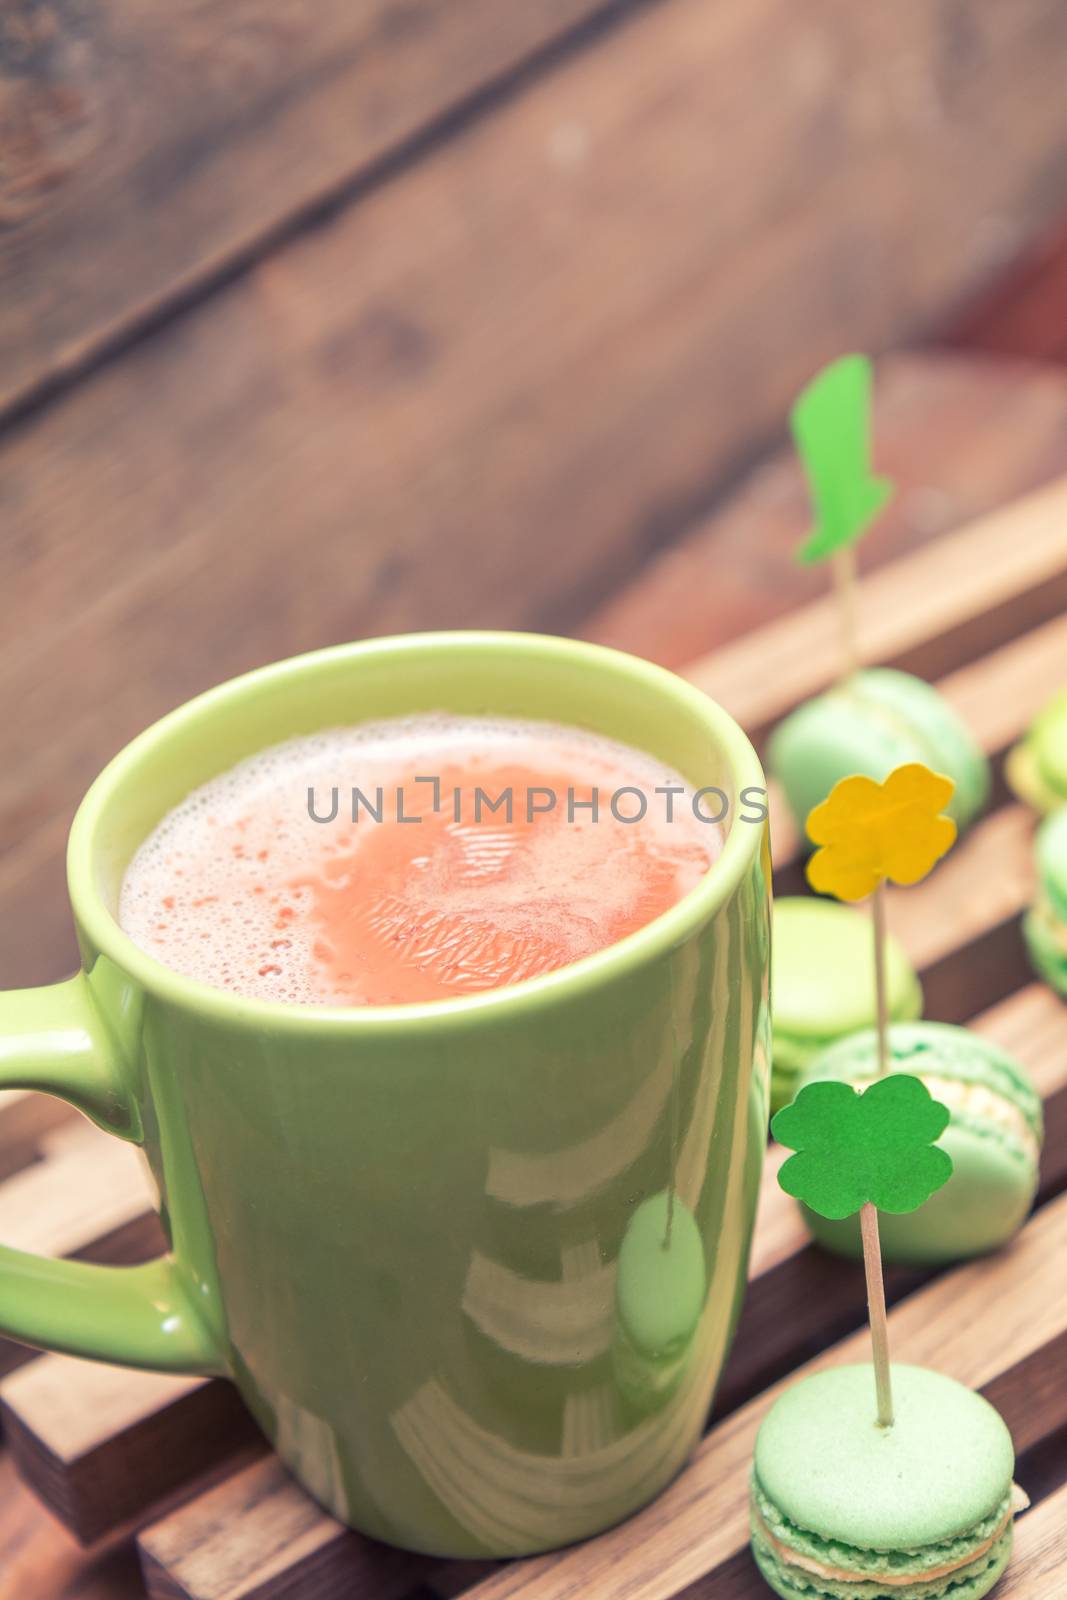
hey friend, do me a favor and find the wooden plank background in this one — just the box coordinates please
[0,0,613,417]
[5,1,1067,426]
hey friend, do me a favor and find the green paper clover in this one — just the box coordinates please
[771,1074,953,1220]
[791,353,894,565]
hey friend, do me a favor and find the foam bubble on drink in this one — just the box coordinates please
[119,715,723,1006]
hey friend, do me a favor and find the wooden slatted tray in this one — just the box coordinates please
[4,479,1067,1598]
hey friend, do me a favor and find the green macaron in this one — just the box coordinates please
[751,1364,1019,1600]
[1023,806,1067,997]
[796,1022,1042,1265]
[771,898,923,1114]
[1006,686,1067,814]
[768,668,989,841]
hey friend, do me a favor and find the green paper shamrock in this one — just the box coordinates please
[791,353,894,565]
[771,1074,953,1221]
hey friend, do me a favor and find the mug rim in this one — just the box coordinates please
[68,631,767,1036]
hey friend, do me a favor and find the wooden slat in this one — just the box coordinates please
[0,1127,155,1259]
[10,0,1067,991]
[0,0,613,418]
[0,1126,154,1260]
[0,1090,74,1152]
[997,1483,1067,1599]
[942,608,1067,762]
[0,1451,146,1600]
[137,1456,434,1600]
[978,983,1067,1104]
[883,804,1034,1022]
[0,1127,161,1380]
[684,475,1067,737]
[948,213,1067,365]
[4,763,1059,1567]
[0,1090,74,1182]
[0,1361,261,1546]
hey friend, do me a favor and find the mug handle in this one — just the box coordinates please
[0,975,223,1374]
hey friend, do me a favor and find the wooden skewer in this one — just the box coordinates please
[872,884,890,1078]
[833,543,860,681]
[859,1203,893,1428]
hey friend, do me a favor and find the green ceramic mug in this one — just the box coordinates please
[0,632,770,1557]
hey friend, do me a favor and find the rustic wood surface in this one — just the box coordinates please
[948,216,1067,367]
[4,374,1067,1594]
[8,2,1067,423]
[0,0,609,418]
[0,1089,73,1181]
[0,1360,260,1545]
[0,1451,145,1600]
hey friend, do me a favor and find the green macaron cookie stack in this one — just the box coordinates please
[771,899,923,1114]
[795,1021,1042,1265]
[751,1364,1019,1600]
[768,668,990,842]
[1023,806,1067,997]
[1006,685,1067,814]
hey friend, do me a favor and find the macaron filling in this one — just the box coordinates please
[751,1477,1012,1587]
[1028,891,1067,952]
[751,1525,1012,1600]
[1005,739,1063,814]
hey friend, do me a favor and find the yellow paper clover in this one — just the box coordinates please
[806,763,956,902]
